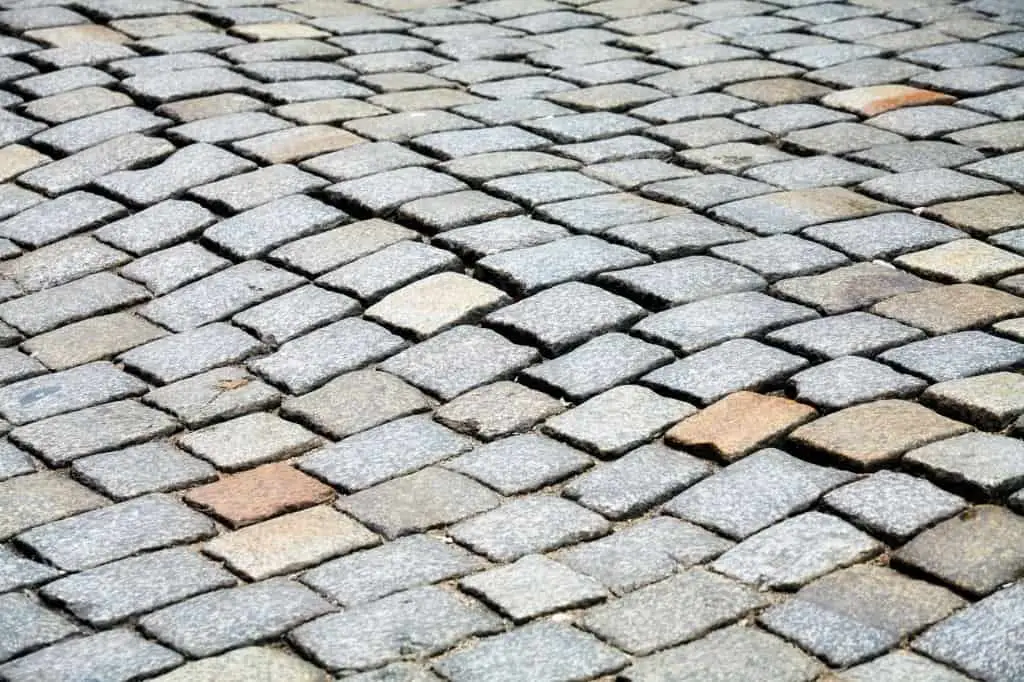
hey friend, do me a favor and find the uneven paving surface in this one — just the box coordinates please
[0,0,1023,680]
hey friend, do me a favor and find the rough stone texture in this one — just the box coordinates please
[41,547,236,627]
[300,534,487,606]
[0,471,107,540]
[837,652,976,682]
[895,506,1024,597]
[184,463,333,528]
[758,565,964,667]
[922,372,1024,430]
[140,578,335,658]
[665,392,817,462]
[10,400,179,466]
[290,586,503,672]
[634,291,817,354]
[0,629,182,682]
[298,414,475,492]
[871,283,1024,335]
[151,647,327,682]
[4,3,1024,677]
[143,367,281,429]
[460,554,607,622]
[434,381,564,440]
[622,624,822,682]
[905,433,1024,498]
[789,400,973,469]
[787,356,929,411]
[249,318,407,395]
[878,331,1024,383]
[16,494,216,571]
[204,506,379,580]
[542,385,693,457]
[379,325,539,401]
[913,582,1024,682]
[178,412,322,471]
[367,272,510,339]
[582,569,768,655]
[823,470,967,543]
[339,467,501,540]
[282,370,430,440]
[451,496,611,562]
[485,281,646,355]
[72,442,215,500]
[435,621,629,682]
[642,339,809,405]
[666,449,854,540]
[712,512,884,589]
[0,592,79,662]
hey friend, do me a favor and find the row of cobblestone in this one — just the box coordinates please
[0,0,1022,680]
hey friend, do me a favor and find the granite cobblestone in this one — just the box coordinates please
[0,2,1021,679]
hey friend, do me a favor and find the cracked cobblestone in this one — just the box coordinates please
[0,1,1021,679]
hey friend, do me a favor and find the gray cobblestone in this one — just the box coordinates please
[180,412,322,471]
[94,199,216,256]
[121,323,265,384]
[270,218,417,277]
[823,470,967,542]
[251,317,406,394]
[291,586,502,672]
[204,194,348,260]
[668,449,855,541]
[879,330,1024,382]
[283,370,429,440]
[300,415,474,492]
[73,442,215,500]
[451,496,610,562]
[787,357,928,410]
[141,262,303,332]
[0,545,60,593]
[152,647,327,682]
[11,400,178,466]
[380,325,539,401]
[41,547,235,626]
[436,620,627,682]
[635,291,817,354]
[4,2,1024,674]
[141,578,334,658]
[191,164,328,213]
[543,385,694,457]
[583,569,767,655]
[301,533,486,606]
[759,565,964,667]
[142,367,279,429]
[19,133,174,196]
[914,581,1024,682]
[0,629,182,682]
[0,190,125,248]
[97,143,256,206]
[317,241,462,303]
[0,362,146,425]
[17,494,215,571]
[623,624,822,682]
[643,339,809,405]
[446,433,590,495]
[712,512,883,589]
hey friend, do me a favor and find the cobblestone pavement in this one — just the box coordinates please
[0,0,1023,680]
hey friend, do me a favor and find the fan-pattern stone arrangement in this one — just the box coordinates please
[0,0,1022,680]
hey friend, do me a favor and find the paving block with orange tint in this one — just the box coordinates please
[822,85,956,117]
[665,391,817,462]
[184,463,334,528]
[788,400,972,470]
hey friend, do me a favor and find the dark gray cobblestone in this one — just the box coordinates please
[0,1,1022,679]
